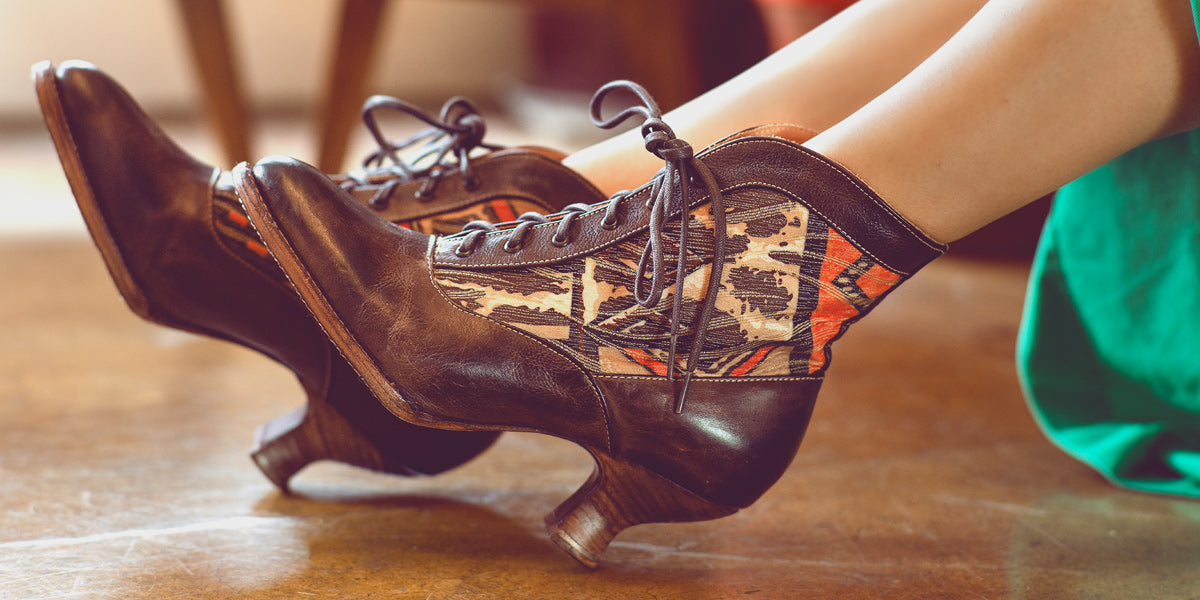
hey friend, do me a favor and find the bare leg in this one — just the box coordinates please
[805,0,1200,242]
[757,2,846,51]
[564,0,986,195]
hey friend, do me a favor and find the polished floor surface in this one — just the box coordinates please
[4,236,1199,599]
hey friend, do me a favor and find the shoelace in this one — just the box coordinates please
[342,95,502,208]
[453,80,727,413]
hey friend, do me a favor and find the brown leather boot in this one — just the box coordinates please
[34,60,605,491]
[236,81,945,565]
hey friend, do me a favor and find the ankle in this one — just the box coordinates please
[802,135,968,244]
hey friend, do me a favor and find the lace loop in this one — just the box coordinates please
[449,81,727,414]
[591,81,728,413]
[589,80,662,131]
[348,94,501,208]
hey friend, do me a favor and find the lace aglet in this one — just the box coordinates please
[674,372,693,414]
[666,333,678,382]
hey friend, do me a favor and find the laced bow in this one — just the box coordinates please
[453,80,728,413]
[343,95,502,208]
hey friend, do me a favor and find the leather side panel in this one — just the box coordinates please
[597,375,821,507]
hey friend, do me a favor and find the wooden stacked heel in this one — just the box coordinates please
[250,393,404,491]
[544,451,739,568]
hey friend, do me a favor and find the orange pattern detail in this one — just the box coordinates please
[730,345,776,377]
[808,229,864,374]
[226,209,249,227]
[626,348,670,377]
[858,263,901,299]
[491,199,517,223]
[245,240,270,258]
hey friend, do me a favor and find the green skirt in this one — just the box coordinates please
[1018,129,1200,497]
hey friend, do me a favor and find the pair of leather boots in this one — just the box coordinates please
[38,61,945,567]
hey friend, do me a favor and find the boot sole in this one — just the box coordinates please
[34,60,154,319]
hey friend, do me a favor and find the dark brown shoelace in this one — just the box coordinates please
[218,96,500,269]
[345,95,503,208]
[453,81,728,413]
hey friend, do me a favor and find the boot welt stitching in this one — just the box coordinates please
[594,374,823,383]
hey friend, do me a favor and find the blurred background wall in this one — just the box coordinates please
[0,1,1039,256]
[0,0,530,121]
[0,0,771,237]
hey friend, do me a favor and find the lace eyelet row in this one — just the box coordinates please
[447,80,729,415]
[352,94,501,212]
[453,203,604,258]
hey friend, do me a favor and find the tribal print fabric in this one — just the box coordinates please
[433,186,903,378]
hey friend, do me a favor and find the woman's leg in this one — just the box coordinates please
[805,0,1200,242]
[755,0,858,52]
[565,0,987,195]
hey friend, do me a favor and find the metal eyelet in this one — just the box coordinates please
[600,215,620,230]
[550,232,570,247]
[454,244,474,257]
[502,238,523,253]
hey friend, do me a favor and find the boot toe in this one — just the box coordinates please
[46,61,217,282]
[243,156,434,313]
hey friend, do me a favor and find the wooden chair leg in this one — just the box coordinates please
[613,0,700,112]
[316,0,391,173]
[174,0,252,167]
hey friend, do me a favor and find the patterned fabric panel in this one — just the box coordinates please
[433,187,903,378]
[213,191,276,275]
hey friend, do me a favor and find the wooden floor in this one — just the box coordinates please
[3,236,1198,599]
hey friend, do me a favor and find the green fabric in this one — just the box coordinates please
[1195,0,1200,42]
[1017,0,1200,499]
[1017,130,1200,497]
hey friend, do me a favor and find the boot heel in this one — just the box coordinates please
[251,406,320,492]
[250,396,392,492]
[544,451,738,568]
